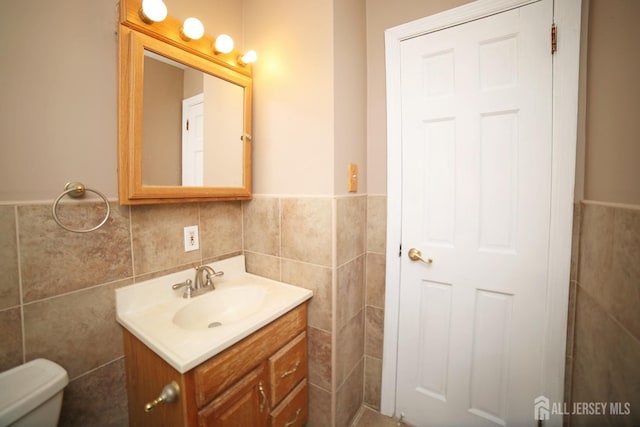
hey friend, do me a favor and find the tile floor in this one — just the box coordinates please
[350,406,405,427]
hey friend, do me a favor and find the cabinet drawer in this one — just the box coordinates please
[270,379,308,427]
[268,331,307,406]
[194,304,307,407]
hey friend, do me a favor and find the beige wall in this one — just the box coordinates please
[244,0,335,195]
[203,75,244,187]
[583,0,640,205]
[0,0,119,201]
[243,0,368,196]
[142,57,183,186]
[333,0,367,195]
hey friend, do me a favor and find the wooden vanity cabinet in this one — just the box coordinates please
[123,303,309,427]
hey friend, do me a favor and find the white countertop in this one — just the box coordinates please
[116,255,313,373]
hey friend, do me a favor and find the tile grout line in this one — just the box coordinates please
[14,205,26,364]
[127,205,137,280]
[331,196,338,427]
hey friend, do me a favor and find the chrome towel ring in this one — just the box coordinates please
[52,182,111,233]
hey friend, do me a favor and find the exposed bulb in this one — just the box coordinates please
[181,17,205,41]
[140,0,167,23]
[214,34,234,54]
[239,50,257,65]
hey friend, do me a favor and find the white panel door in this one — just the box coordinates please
[396,1,553,425]
[182,93,204,186]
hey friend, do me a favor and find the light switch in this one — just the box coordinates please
[348,163,358,193]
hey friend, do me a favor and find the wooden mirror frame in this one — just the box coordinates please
[118,0,252,205]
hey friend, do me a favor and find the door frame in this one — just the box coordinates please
[382,0,582,424]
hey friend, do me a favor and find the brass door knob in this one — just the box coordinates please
[408,248,432,265]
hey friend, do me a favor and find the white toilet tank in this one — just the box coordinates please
[0,359,68,427]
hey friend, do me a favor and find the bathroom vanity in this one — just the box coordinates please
[116,256,312,427]
[123,304,308,426]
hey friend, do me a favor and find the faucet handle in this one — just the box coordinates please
[204,269,223,288]
[172,278,193,290]
[172,279,194,298]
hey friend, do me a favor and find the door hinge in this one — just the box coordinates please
[186,120,189,131]
[551,24,557,54]
[399,243,402,257]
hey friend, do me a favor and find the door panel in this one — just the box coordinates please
[396,1,553,425]
[182,93,204,186]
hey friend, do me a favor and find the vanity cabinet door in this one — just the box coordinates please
[198,363,269,427]
[268,331,307,406]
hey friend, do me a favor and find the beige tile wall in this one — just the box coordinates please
[243,195,378,427]
[0,195,387,427]
[242,196,336,427]
[364,196,387,410]
[0,200,244,426]
[565,201,640,427]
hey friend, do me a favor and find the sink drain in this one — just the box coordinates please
[208,321,222,328]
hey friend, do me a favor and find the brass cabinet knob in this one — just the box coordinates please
[144,381,180,413]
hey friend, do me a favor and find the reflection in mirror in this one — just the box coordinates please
[142,50,244,187]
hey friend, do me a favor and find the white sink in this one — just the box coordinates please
[116,255,312,373]
[172,285,268,330]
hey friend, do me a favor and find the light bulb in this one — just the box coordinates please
[214,34,234,54]
[239,50,257,65]
[139,0,167,23]
[181,17,205,41]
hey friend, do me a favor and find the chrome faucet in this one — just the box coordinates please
[172,265,224,298]
[194,266,216,289]
[193,265,224,294]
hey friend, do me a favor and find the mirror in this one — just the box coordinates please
[117,2,252,205]
[142,51,244,187]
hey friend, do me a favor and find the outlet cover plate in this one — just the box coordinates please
[184,225,199,252]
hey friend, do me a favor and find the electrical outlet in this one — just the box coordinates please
[184,225,199,252]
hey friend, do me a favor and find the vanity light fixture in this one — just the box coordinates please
[238,50,258,65]
[214,34,234,54]
[139,0,167,24]
[180,17,205,41]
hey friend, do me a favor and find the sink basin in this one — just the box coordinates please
[115,255,313,373]
[172,285,268,330]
